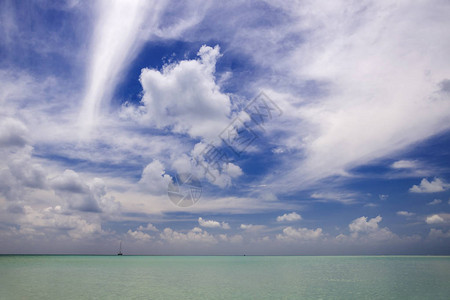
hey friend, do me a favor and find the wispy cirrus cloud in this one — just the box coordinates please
[259,0,450,192]
[79,0,161,134]
[310,191,358,204]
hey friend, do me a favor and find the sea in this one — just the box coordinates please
[1,255,449,299]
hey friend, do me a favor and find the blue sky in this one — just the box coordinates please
[1,0,450,255]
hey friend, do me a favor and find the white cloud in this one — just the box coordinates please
[0,118,29,148]
[378,194,389,201]
[276,226,323,241]
[272,147,285,154]
[240,224,266,232]
[189,142,244,188]
[426,214,444,224]
[409,178,450,193]
[221,222,231,230]
[50,170,119,214]
[276,212,302,222]
[391,160,417,169]
[123,45,232,140]
[8,158,47,190]
[226,163,244,178]
[347,215,395,240]
[51,169,89,194]
[349,216,382,233]
[16,205,105,240]
[51,170,100,212]
[109,190,300,216]
[0,119,50,201]
[160,227,217,244]
[428,199,442,206]
[137,223,158,232]
[428,228,450,239]
[138,160,172,195]
[198,217,230,229]
[388,160,430,178]
[310,192,357,204]
[397,211,415,217]
[127,229,152,241]
[218,234,243,243]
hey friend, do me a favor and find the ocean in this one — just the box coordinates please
[1,255,449,299]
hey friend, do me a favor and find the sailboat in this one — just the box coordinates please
[117,241,123,256]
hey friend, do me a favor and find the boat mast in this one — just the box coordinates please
[118,241,123,255]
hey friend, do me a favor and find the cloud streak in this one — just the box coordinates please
[79,0,158,134]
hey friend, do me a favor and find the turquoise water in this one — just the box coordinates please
[1,256,449,299]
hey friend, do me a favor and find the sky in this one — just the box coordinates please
[1,0,450,255]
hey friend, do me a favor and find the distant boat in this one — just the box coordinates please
[117,241,123,256]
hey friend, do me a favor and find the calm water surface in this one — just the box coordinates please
[1,256,449,299]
